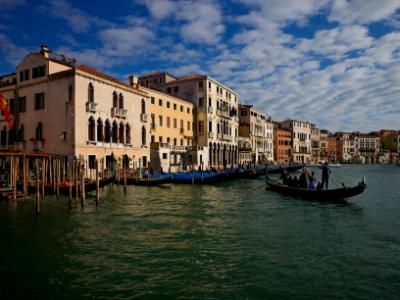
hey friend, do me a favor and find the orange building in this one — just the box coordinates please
[274,127,292,164]
[327,135,337,161]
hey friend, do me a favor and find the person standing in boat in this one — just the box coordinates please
[321,162,331,189]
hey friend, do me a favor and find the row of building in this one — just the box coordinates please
[0,46,399,172]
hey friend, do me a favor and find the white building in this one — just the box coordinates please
[265,119,274,162]
[0,45,150,170]
[280,119,312,163]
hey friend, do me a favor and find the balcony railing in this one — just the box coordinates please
[111,107,127,118]
[208,132,215,139]
[86,101,98,112]
[140,113,148,122]
[223,134,232,141]
[14,141,25,151]
[32,140,44,152]
[217,109,231,118]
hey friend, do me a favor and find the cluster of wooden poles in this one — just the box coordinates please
[4,155,118,215]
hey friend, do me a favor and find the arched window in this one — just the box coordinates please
[112,121,118,143]
[8,129,15,145]
[88,83,94,102]
[36,122,43,140]
[88,117,95,141]
[18,125,24,141]
[105,120,111,143]
[119,122,124,144]
[0,126,6,145]
[119,93,124,109]
[141,126,146,146]
[126,124,131,144]
[113,91,117,108]
[141,99,146,114]
[97,119,103,142]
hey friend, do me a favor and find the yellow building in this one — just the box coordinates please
[138,86,195,171]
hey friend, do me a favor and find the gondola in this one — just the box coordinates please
[27,175,116,195]
[265,176,367,201]
[265,164,304,175]
[116,175,172,186]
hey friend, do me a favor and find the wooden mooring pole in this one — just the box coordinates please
[81,160,85,208]
[35,159,40,215]
[68,160,72,210]
[96,159,99,206]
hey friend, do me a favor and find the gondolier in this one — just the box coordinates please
[321,162,331,189]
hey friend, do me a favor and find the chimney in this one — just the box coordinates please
[40,44,50,58]
[129,75,139,89]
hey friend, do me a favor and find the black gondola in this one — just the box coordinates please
[116,176,172,186]
[265,176,367,201]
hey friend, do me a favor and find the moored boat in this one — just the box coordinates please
[265,176,366,201]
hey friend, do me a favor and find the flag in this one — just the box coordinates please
[0,91,13,128]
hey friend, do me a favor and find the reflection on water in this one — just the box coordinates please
[0,165,399,299]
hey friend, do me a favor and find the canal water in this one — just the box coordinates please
[0,165,399,299]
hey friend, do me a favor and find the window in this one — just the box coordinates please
[187,107,190,114]
[32,65,45,78]
[34,93,45,110]
[198,121,204,134]
[180,139,183,146]
[35,122,43,140]
[167,117,170,128]
[173,103,177,110]
[159,99,162,106]
[180,105,183,112]
[141,99,146,114]
[159,136,163,143]
[208,81,211,89]
[167,101,170,108]
[174,86,179,93]
[97,119,103,142]
[18,97,26,113]
[167,137,170,143]
[151,114,155,129]
[216,86,219,93]
[119,93,124,109]
[163,153,168,160]
[113,92,117,107]
[199,97,203,107]
[88,155,96,169]
[209,121,212,132]
[187,121,190,131]
[151,97,155,104]
[174,138,177,146]
[159,115,163,127]
[167,87,171,93]
[9,98,14,113]
[208,97,212,107]
[180,119,183,129]
[19,71,23,82]
[24,70,30,81]
[151,135,155,143]
[105,120,111,143]
[173,118,177,128]
[68,85,73,102]
[88,83,94,102]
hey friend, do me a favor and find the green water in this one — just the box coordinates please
[1,165,399,299]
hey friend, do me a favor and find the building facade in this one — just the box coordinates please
[0,45,150,171]
[335,132,355,162]
[265,119,274,162]
[280,119,312,164]
[354,133,380,164]
[274,126,292,164]
[139,72,239,169]
[310,125,320,163]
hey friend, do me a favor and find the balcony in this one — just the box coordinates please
[32,140,44,152]
[217,109,231,118]
[86,101,98,112]
[111,107,127,118]
[140,113,148,122]
[223,134,233,141]
[13,141,25,151]
[208,132,215,139]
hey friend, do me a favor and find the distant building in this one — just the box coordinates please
[280,119,312,164]
[354,132,380,164]
[327,134,337,162]
[319,129,329,162]
[273,123,292,164]
[265,118,274,162]
[310,125,320,163]
[335,132,355,162]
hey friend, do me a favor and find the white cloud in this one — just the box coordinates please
[141,0,176,19]
[329,0,400,25]
[42,0,111,33]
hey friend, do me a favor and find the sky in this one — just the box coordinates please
[0,0,400,132]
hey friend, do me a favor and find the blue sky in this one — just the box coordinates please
[1,0,400,132]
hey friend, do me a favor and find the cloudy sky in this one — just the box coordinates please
[1,0,399,132]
